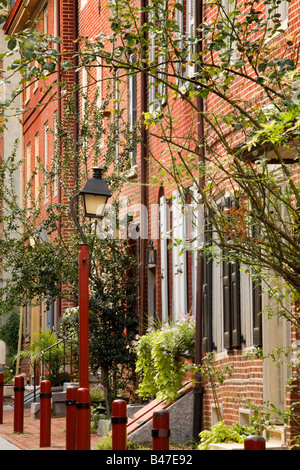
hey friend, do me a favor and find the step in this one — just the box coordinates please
[127,381,193,435]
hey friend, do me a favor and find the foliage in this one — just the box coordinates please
[1,364,14,384]
[135,315,196,403]
[198,352,233,422]
[90,384,105,404]
[16,328,66,385]
[90,385,107,433]
[0,310,20,361]
[197,421,256,450]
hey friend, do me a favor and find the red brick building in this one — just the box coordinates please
[3,0,300,447]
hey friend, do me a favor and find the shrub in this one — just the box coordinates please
[198,422,255,450]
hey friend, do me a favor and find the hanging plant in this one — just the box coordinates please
[134,314,196,403]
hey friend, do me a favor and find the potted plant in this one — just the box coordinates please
[134,314,196,403]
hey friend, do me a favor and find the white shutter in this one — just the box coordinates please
[186,0,195,77]
[190,187,203,316]
[172,190,187,321]
[160,195,169,324]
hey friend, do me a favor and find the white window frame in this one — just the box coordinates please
[266,0,288,32]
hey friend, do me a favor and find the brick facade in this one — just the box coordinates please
[3,0,300,446]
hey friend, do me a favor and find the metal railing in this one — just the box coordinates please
[32,331,79,402]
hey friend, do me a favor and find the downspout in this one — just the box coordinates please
[73,0,79,187]
[193,0,205,442]
[56,0,62,319]
[139,0,147,334]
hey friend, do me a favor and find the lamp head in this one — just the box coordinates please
[80,167,112,218]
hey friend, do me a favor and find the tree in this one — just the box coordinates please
[1,0,300,435]
[3,0,297,310]
[0,74,139,406]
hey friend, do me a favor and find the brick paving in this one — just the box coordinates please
[0,407,102,450]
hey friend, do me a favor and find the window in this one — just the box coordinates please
[186,0,196,77]
[96,58,103,110]
[44,123,49,199]
[34,134,39,200]
[266,0,288,30]
[114,71,120,163]
[221,0,238,61]
[176,0,196,78]
[53,113,58,196]
[129,62,137,167]
[26,143,31,187]
[149,2,167,109]
[81,67,87,112]
[203,197,263,352]
[43,6,48,35]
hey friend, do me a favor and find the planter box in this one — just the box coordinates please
[3,385,14,398]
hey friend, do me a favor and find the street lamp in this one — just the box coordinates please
[70,167,111,449]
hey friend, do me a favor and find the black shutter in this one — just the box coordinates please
[222,197,241,349]
[202,255,213,353]
[231,260,241,348]
[223,258,231,349]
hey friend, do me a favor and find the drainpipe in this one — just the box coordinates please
[56,0,62,319]
[73,0,79,187]
[193,0,205,442]
[139,0,147,334]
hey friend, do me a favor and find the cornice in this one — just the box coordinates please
[3,0,46,35]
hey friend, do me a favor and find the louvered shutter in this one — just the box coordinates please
[222,198,241,349]
[223,257,231,349]
[172,190,187,321]
[160,195,169,324]
[252,279,262,347]
[202,255,213,353]
[231,260,241,347]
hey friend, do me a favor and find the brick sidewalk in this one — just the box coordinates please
[0,407,102,450]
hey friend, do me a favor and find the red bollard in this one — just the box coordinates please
[14,375,24,433]
[152,410,170,450]
[0,372,3,424]
[244,435,266,450]
[66,385,78,450]
[76,387,91,450]
[40,380,52,448]
[111,399,127,450]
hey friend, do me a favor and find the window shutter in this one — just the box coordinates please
[223,258,231,349]
[202,255,213,353]
[222,196,241,349]
[172,190,187,321]
[160,195,169,324]
[231,260,241,348]
[202,218,213,353]
[252,279,262,347]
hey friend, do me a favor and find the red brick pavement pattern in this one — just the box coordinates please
[0,408,102,450]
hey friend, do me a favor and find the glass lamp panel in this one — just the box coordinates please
[83,193,107,218]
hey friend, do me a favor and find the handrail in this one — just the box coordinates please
[33,330,78,401]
